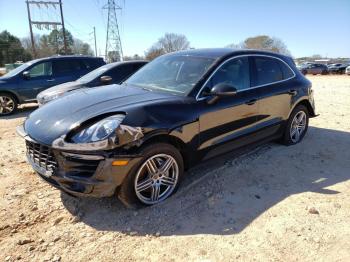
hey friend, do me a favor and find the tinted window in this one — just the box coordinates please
[278,60,294,79]
[106,65,130,83]
[28,62,52,77]
[81,59,103,70]
[205,57,250,92]
[253,57,283,86]
[53,59,81,75]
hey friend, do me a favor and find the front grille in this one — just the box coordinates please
[26,140,58,172]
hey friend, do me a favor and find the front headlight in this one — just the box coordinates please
[71,115,125,143]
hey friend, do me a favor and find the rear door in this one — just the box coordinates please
[252,55,296,137]
[52,58,82,85]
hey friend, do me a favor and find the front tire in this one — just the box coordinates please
[281,105,309,145]
[0,93,17,116]
[118,143,184,208]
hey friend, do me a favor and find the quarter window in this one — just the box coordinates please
[253,57,283,86]
[205,57,250,92]
[28,62,52,77]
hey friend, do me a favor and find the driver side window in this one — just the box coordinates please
[204,57,250,93]
[28,62,52,78]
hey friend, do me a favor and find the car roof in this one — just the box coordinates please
[99,60,148,69]
[165,48,291,60]
[31,55,103,63]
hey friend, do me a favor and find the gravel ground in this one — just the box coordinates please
[0,75,349,262]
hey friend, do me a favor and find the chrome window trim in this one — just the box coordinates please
[196,54,296,101]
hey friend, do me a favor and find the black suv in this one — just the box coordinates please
[18,49,316,207]
[0,55,105,115]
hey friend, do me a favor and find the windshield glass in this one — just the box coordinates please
[2,62,33,78]
[125,55,215,95]
[78,65,111,83]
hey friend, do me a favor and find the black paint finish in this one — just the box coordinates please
[19,49,316,197]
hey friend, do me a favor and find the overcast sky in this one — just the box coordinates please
[0,0,349,58]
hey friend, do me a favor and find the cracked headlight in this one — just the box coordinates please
[71,115,125,143]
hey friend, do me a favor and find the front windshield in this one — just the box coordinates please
[78,65,110,83]
[2,62,33,78]
[125,55,215,95]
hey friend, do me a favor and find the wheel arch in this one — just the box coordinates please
[290,99,316,118]
[140,134,192,170]
[0,90,20,104]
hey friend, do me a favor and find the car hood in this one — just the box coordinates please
[24,84,183,145]
[37,81,83,98]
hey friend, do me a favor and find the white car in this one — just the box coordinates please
[346,66,350,75]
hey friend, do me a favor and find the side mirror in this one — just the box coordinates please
[204,83,237,104]
[22,71,30,80]
[100,75,112,84]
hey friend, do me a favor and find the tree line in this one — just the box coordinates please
[1,29,292,66]
[0,29,93,66]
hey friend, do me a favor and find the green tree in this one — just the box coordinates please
[0,31,32,66]
[47,29,74,54]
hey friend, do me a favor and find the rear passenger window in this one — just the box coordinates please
[253,57,283,86]
[54,59,81,75]
[205,57,250,91]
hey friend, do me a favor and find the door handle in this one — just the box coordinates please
[288,89,297,96]
[245,99,257,105]
[47,79,55,82]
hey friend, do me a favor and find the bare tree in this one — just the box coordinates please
[157,33,190,53]
[145,46,165,60]
[227,35,291,56]
[145,33,190,60]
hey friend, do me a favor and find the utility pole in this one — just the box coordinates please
[25,0,36,57]
[25,1,68,55]
[58,0,68,54]
[93,27,97,57]
[103,0,123,62]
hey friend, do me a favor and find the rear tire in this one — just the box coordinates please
[118,143,184,208]
[281,105,309,146]
[0,92,18,116]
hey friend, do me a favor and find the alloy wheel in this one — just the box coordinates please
[0,96,15,115]
[134,153,179,205]
[290,111,307,143]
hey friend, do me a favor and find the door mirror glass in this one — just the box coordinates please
[22,71,30,79]
[100,75,112,84]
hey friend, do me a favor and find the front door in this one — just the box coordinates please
[197,56,260,158]
[18,61,56,101]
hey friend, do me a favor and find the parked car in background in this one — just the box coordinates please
[346,66,350,75]
[328,63,348,74]
[300,63,328,75]
[0,55,105,115]
[18,49,316,207]
[37,60,148,105]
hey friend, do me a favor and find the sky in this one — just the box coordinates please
[0,0,349,58]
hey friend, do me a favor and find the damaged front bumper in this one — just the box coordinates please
[17,125,141,198]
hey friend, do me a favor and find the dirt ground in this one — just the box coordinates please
[0,75,349,262]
